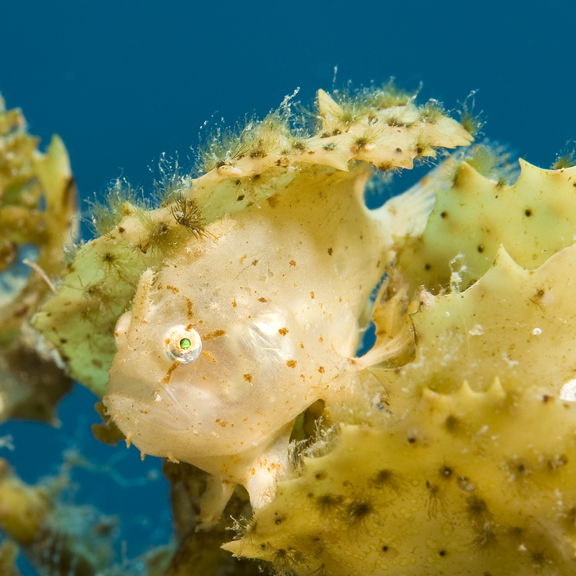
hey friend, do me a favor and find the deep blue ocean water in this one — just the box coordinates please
[1,1,575,574]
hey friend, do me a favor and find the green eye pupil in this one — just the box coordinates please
[166,328,201,364]
[179,338,192,350]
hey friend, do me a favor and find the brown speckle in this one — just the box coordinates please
[278,328,289,336]
[161,361,181,384]
[258,297,268,303]
[286,360,297,368]
[232,300,237,307]
[328,247,333,256]
[251,259,259,266]
[310,291,315,299]
[204,329,226,340]
[202,351,217,363]
[318,366,325,373]
[289,260,296,267]
[243,374,253,383]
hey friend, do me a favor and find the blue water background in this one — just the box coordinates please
[1,1,575,574]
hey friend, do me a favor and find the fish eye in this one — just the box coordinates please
[165,325,202,364]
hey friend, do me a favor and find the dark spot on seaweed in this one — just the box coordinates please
[316,494,343,513]
[444,414,460,433]
[346,500,373,523]
[440,466,453,479]
[547,453,568,471]
[466,495,491,524]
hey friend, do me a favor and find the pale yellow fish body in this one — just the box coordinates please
[104,167,396,512]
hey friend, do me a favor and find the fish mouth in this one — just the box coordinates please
[105,372,200,429]
[106,373,157,402]
[103,389,196,434]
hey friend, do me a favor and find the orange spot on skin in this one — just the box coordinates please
[204,329,226,340]
[161,361,181,384]
[186,299,194,321]
[202,351,217,363]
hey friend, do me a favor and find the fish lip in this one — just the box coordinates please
[106,373,157,402]
[106,373,196,423]
[103,390,195,434]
